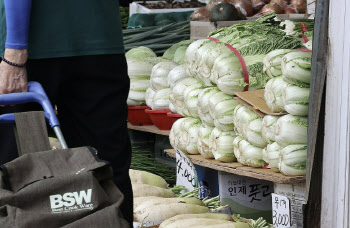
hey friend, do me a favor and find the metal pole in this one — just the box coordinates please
[53,126,68,149]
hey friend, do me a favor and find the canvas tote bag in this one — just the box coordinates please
[0,146,129,228]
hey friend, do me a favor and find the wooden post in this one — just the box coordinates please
[304,0,329,227]
[320,0,350,227]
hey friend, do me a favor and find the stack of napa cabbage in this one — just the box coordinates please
[169,14,311,170]
[184,39,271,94]
[163,40,194,66]
[126,47,161,106]
[146,61,179,110]
[169,117,202,155]
[183,13,303,95]
[303,31,313,50]
[168,38,245,160]
[168,66,190,113]
[232,105,267,168]
[206,91,239,162]
[263,49,311,116]
[169,85,240,161]
[145,40,195,111]
[261,114,308,175]
[261,49,311,176]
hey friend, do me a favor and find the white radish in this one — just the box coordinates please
[132,184,175,198]
[133,196,164,210]
[129,169,168,188]
[134,197,205,212]
[133,203,210,222]
[160,213,233,228]
[163,218,234,228]
[191,222,250,228]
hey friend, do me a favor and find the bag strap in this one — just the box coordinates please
[14,111,51,156]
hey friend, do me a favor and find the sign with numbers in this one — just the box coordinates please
[175,148,198,191]
[272,193,291,228]
[274,183,306,228]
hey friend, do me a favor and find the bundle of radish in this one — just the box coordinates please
[133,187,230,223]
[133,196,205,210]
[133,188,206,222]
[134,202,210,222]
[161,218,239,228]
[159,213,233,228]
[133,194,210,222]
[130,169,176,198]
[159,214,273,228]
[132,184,236,227]
[132,184,176,198]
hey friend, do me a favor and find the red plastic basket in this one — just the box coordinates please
[145,109,174,130]
[128,106,153,126]
[167,112,184,125]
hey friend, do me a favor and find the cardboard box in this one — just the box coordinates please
[190,14,308,40]
[130,1,199,17]
[195,165,220,198]
[234,90,287,117]
[218,171,274,223]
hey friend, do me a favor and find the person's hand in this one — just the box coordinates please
[0,49,28,94]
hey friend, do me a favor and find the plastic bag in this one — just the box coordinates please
[192,7,210,20]
[262,2,285,14]
[290,0,307,13]
[252,0,266,13]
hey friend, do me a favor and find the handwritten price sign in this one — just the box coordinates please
[175,148,198,191]
[272,193,291,228]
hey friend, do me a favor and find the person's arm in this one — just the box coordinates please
[0,0,32,94]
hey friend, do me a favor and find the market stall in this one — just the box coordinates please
[124,0,327,227]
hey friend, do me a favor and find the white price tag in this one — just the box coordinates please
[175,148,198,191]
[272,193,291,228]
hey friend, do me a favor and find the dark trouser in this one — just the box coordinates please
[0,54,133,226]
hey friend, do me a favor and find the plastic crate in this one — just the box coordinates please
[145,109,174,130]
[128,106,153,126]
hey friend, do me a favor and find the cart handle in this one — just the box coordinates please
[0,82,68,149]
[0,81,59,128]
